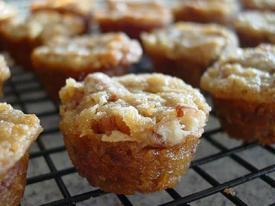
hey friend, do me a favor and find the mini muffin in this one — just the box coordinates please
[141,22,238,87]
[173,0,240,25]
[241,0,275,11]
[32,33,142,101]
[201,44,275,144]
[0,1,17,50]
[234,11,275,47]
[60,73,210,194]
[95,0,172,39]
[0,103,43,206]
[31,0,95,31]
[0,11,86,70]
[0,56,10,95]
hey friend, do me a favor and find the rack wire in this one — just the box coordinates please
[2,0,275,205]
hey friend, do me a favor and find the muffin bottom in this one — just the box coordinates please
[213,97,275,144]
[64,133,199,194]
[0,154,29,206]
[145,51,207,88]
[174,9,232,25]
[0,34,40,70]
[236,30,270,47]
[34,65,130,102]
[98,20,164,39]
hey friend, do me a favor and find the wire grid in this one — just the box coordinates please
[2,0,275,205]
[1,60,274,206]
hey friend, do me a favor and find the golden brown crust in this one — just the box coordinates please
[0,11,86,69]
[213,98,275,144]
[60,73,210,147]
[0,103,41,205]
[234,11,275,47]
[173,0,240,25]
[0,56,10,95]
[141,22,238,87]
[60,73,209,194]
[241,0,275,11]
[0,154,28,206]
[201,44,275,144]
[63,132,199,194]
[201,44,275,104]
[95,1,172,38]
[0,103,42,177]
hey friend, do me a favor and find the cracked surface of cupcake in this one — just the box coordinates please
[0,103,43,206]
[141,22,238,87]
[234,11,275,47]
[95,0,172,39]
[173,0,240,25]
[32,33,142,101]
[60,72,210,194]
[201,44,275,144]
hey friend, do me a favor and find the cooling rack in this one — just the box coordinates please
[2,55,275,206]
[1,0,275,205]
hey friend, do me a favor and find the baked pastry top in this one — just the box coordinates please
[96,0,172,26]
[173,0,240,22]
[241,0,275,11]
[0,1,16,22]
[32,33,142,70]
[0,56,10,94]
[0,103,42,178]
[31,0,95,17]
[201,44,275,103]
[60,73,210,147]
[141,22,238,65]
[0,11,85,43]
[234,11,275,43]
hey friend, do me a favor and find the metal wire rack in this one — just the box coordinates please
[1,0,275,205]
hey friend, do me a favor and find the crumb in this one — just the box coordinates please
[224,187,236,196]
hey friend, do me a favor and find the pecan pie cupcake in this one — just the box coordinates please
[173,0,240,25]
[0,1,17,50]
[141,22,238,87]
[241,0,275,11]
[201,44,275,144]
[31,0,95,31]
[0,56,10,95]
[95,0,172,39]
[32,33,142,101]
[0,11,86,70]
[60,73,210,194]
[0,103,43,206]
[234,11,275,47]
